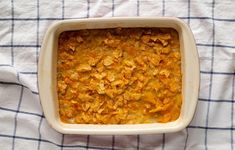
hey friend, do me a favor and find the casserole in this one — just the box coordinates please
[38,17,199,135]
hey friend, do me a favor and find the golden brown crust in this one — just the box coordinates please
[57,28,182,124]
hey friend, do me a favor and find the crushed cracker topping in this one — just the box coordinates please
[57,28,182,124]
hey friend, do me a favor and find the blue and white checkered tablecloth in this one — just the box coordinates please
[0,0,235,149]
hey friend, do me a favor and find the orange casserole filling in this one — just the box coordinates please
[57,28,182,124]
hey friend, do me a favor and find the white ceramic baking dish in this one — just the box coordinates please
[38,17,200,135]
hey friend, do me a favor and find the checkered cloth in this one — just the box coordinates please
[0,0,234,149]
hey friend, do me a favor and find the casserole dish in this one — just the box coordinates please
[38,17,199,135]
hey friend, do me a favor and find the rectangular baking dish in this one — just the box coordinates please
[38,17,200,135]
